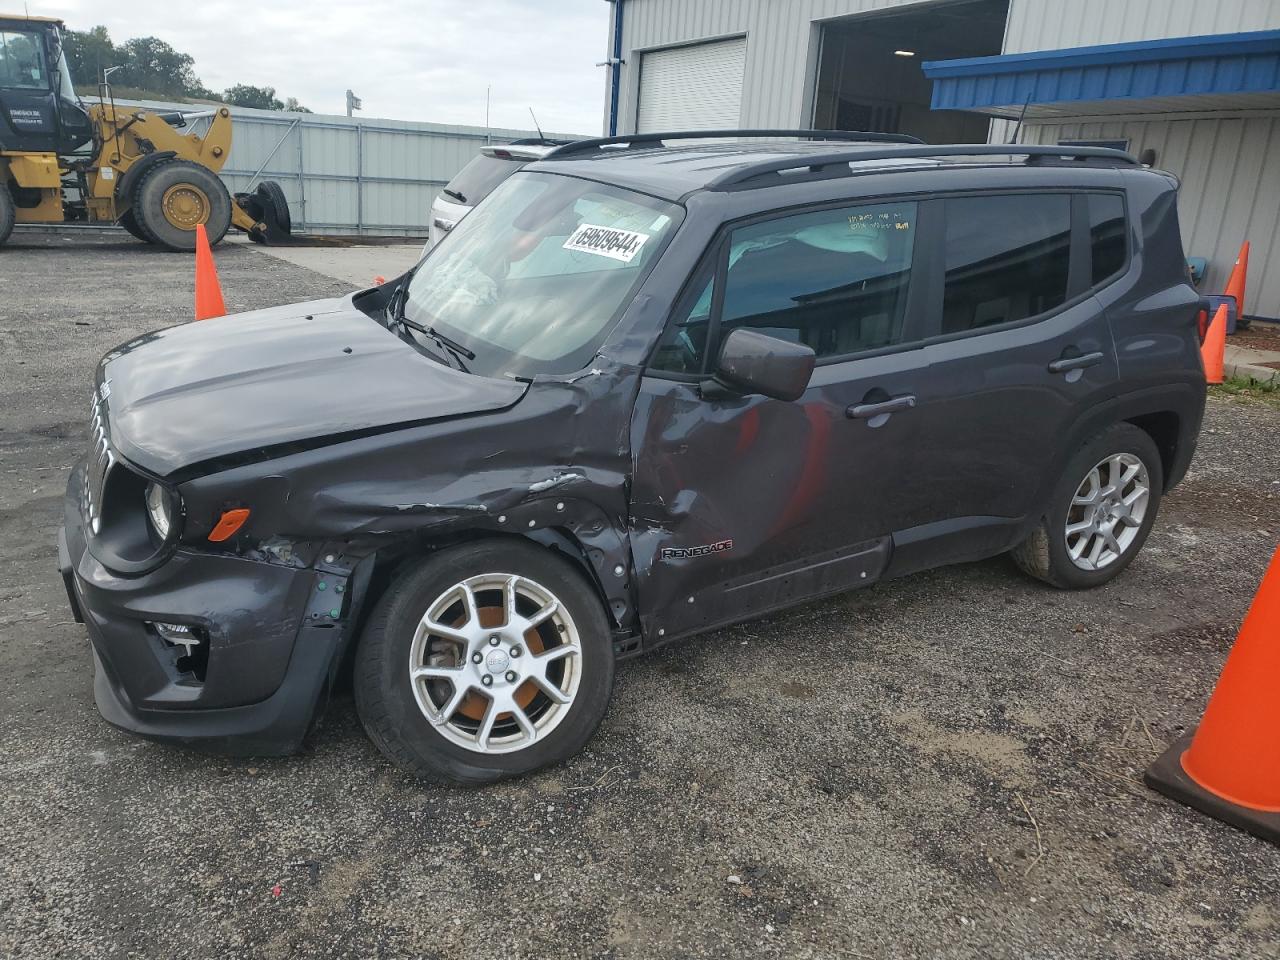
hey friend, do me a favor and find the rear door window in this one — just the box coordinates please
[940,194,1071,333]
[1087,193,1128,286]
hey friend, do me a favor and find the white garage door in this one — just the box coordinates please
[636,37,746,133]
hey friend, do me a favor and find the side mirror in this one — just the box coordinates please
[708,328,816,402]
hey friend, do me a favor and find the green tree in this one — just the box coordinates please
[222,84,284,110]
[63,26,116,86]
[115,36,202,98]
[61,24,310,109]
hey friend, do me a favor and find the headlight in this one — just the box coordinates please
[145,482,176,540]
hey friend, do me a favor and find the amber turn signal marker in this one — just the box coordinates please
[208,508,250,542]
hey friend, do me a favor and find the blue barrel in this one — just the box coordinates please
[1202,294,1238,336]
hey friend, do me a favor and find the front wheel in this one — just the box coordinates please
[1012,423,1164,589]
[354,540,615,784]
[132,160,233,252]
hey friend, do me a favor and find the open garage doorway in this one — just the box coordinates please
[813,0,1008,143]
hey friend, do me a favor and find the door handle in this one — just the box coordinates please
[1048,351,1104,374]
[847,394,916,420]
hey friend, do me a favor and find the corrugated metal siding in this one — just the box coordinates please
[1022,115,1280,319]
[110,99,577,237]
[1003,0,1280,54]
[616,0,934,131]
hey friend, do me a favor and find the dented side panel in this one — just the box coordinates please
[627,353,935,643]
[178,360,645,634]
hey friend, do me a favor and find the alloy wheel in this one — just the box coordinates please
[1065,453,1151,571]
[408,573,582,754]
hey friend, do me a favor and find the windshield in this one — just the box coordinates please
[404,172,681,378]
[0,30,50,90]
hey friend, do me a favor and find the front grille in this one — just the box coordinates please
[83,389,115,536]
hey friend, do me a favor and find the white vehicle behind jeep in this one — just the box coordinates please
[424,141,563,254]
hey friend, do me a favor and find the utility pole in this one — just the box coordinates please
[345,89,362,118]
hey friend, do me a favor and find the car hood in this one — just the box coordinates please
[99,295,527,477]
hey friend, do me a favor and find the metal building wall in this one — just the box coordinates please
[1002,0,1280,53]
[114,99,567,237]
[612,0,938,133]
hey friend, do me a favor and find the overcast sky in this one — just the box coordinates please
[38,0,610,135]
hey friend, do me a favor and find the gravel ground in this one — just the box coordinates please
[1,233,1278,960]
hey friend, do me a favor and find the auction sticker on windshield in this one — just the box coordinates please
[563,223,650,263]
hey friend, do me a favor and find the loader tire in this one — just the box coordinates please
[256,181,291,234]
[118,209,152,244]
[133,160,232,252]
[0,182,14,247]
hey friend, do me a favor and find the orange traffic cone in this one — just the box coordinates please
[1223,241,1250,320]
[194,223,227,321]
[1145,545,1280,843]
[1200,304,1226,385]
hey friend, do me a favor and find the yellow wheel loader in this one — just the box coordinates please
[0,14,291,251]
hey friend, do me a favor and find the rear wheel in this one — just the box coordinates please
[1012,423,1164,589]
[0,182,15,246]
[132,160,232,252]
[354,541,615,784]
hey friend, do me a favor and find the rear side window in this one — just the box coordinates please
[941,194,1071,333]
[718,201,918,360]
[1088,193,1127,286]
[442,154,525,206]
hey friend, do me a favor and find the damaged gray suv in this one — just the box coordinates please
[59,130,1206,784]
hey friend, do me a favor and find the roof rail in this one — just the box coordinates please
[543,128,925,160]
[710,143,1141,188]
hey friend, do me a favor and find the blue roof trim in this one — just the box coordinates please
[923,29,1280,112]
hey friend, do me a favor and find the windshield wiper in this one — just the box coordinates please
[442,188,467,204]
[385,275,475,371]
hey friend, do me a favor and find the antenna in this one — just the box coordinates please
[528,107,545,142]
[1008,94,1033,145]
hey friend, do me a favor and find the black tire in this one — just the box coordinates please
[0,182,15,246]
[1012,422,1164,589]
[255,180,291,233]
[354,540,615,784]
[118,208,152,243]
[132,160,232,252]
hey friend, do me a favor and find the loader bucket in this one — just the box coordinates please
[234,181,293,244]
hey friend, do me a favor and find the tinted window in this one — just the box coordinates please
[442,154,526,206]
[941,195,1071,333]
[652,273,714,374]
[1088,193,1127,286]
[719,201,917,359]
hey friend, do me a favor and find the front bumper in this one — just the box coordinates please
[60,466,355,755]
